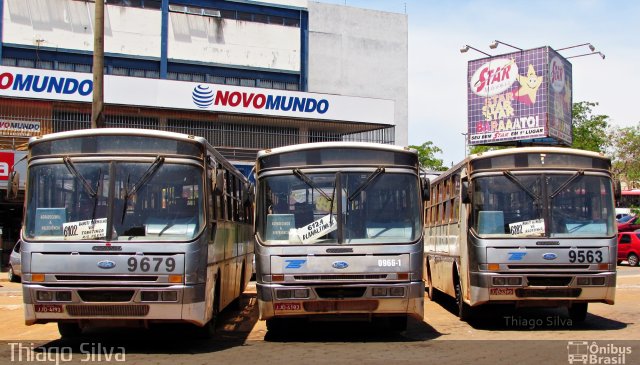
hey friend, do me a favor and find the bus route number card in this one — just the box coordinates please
[63,218,107,240]
[509,219,545,236]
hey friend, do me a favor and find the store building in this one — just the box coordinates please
[0,0,408,263]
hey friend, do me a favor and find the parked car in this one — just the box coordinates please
[617,215,640,232]
[8,240,21,282]
[618,232,640,266]
[617,213,632,222]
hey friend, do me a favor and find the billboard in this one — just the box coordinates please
[467,47,572,146]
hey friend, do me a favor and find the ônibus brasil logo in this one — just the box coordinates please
[191,84,330,114]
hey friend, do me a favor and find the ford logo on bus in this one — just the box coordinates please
[97,260,116,269]
[332,261,349,269]
[542,253,558,261]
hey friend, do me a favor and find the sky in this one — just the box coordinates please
[316,0,640,166]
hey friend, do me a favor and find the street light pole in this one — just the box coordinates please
[91,0,105,129]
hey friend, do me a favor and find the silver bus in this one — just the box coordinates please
[254,142,427,331]
[425,147,618,321]
[20,128,253,337]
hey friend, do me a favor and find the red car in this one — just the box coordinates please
[617,215,640,232]
[618,232,640,266]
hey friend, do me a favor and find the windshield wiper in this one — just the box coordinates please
[503,170,540,202]
[64,157,98,197]
[348,167,384,202]
[293,168,333,202]
[121,156,165,223]
[549,170,584,199]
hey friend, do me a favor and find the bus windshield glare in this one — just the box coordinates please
[472,173,616,238]
[258,171,421,245]
[25,161,204,241]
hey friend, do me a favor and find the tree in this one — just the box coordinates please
[608,124,640,187]
[572,101,610,152]
[409,141,447,171]
[468,145,506,155]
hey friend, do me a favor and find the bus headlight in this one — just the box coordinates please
[372,287,388,297]
[36,291,54,302]
[389,287,405,297]
[577,277,605,286]
[293,289,309,298]
[275,289,293,299]
[492,277,522,286]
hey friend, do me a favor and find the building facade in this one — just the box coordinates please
[0,0,408,263]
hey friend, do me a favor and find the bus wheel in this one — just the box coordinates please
[8,266,20,283]
[58,322,82,338]
[568,303,588,322]
[454,281,473,321]
[192,317,217,339]
[232,264,246,310]
[628,254,639,267]
[426,267,439,301]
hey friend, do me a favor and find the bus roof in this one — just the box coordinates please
[28,128,247,181]
[469,146,608,161]
[28,128,209,147]
[257,142,416,158]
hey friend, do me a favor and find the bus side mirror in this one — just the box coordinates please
[6,171,19,200]
[214,170,225,195]
[422,177,430,201]
[461,180,471,204]
[614,180,622,201]
[243,183,254,205]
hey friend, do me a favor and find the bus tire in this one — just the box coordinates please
[628,254,639,267]
[231,263,246,310]
[427,272,440,302]
[193,277,221,339]
[568,303,588,322]
[58,322,82,338]
[266,318,286,332]
[455,281,473,321]
[8,265,20,283]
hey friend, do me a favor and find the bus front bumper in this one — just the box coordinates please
[256,281,424,320]
[468,271,616,306]
[22,283,208,326]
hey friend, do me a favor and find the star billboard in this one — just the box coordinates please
[467,47,572,146]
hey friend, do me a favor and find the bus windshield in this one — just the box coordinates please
[472,173,615,238]
[258,171,422,245]
[24,161,204,241]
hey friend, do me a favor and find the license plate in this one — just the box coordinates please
[490,288,515,296]
[274,302,302,311]
[35,304,63,313]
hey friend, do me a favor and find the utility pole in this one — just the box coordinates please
[91,0,105,128]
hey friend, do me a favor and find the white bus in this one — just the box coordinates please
[20,128,253,337]
[425,147,618,321]
[254,142,428,331]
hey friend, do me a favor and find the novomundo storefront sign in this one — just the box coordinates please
[0,66,394,125]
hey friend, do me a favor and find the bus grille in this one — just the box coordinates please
[294,274,387,281]
[526,277,573,287]
[66,305,150,317]
[303,300,378,312]
[515,288,581,298]
[78,290,135,302]
[507,265,590,270]
[56,275,158,282]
